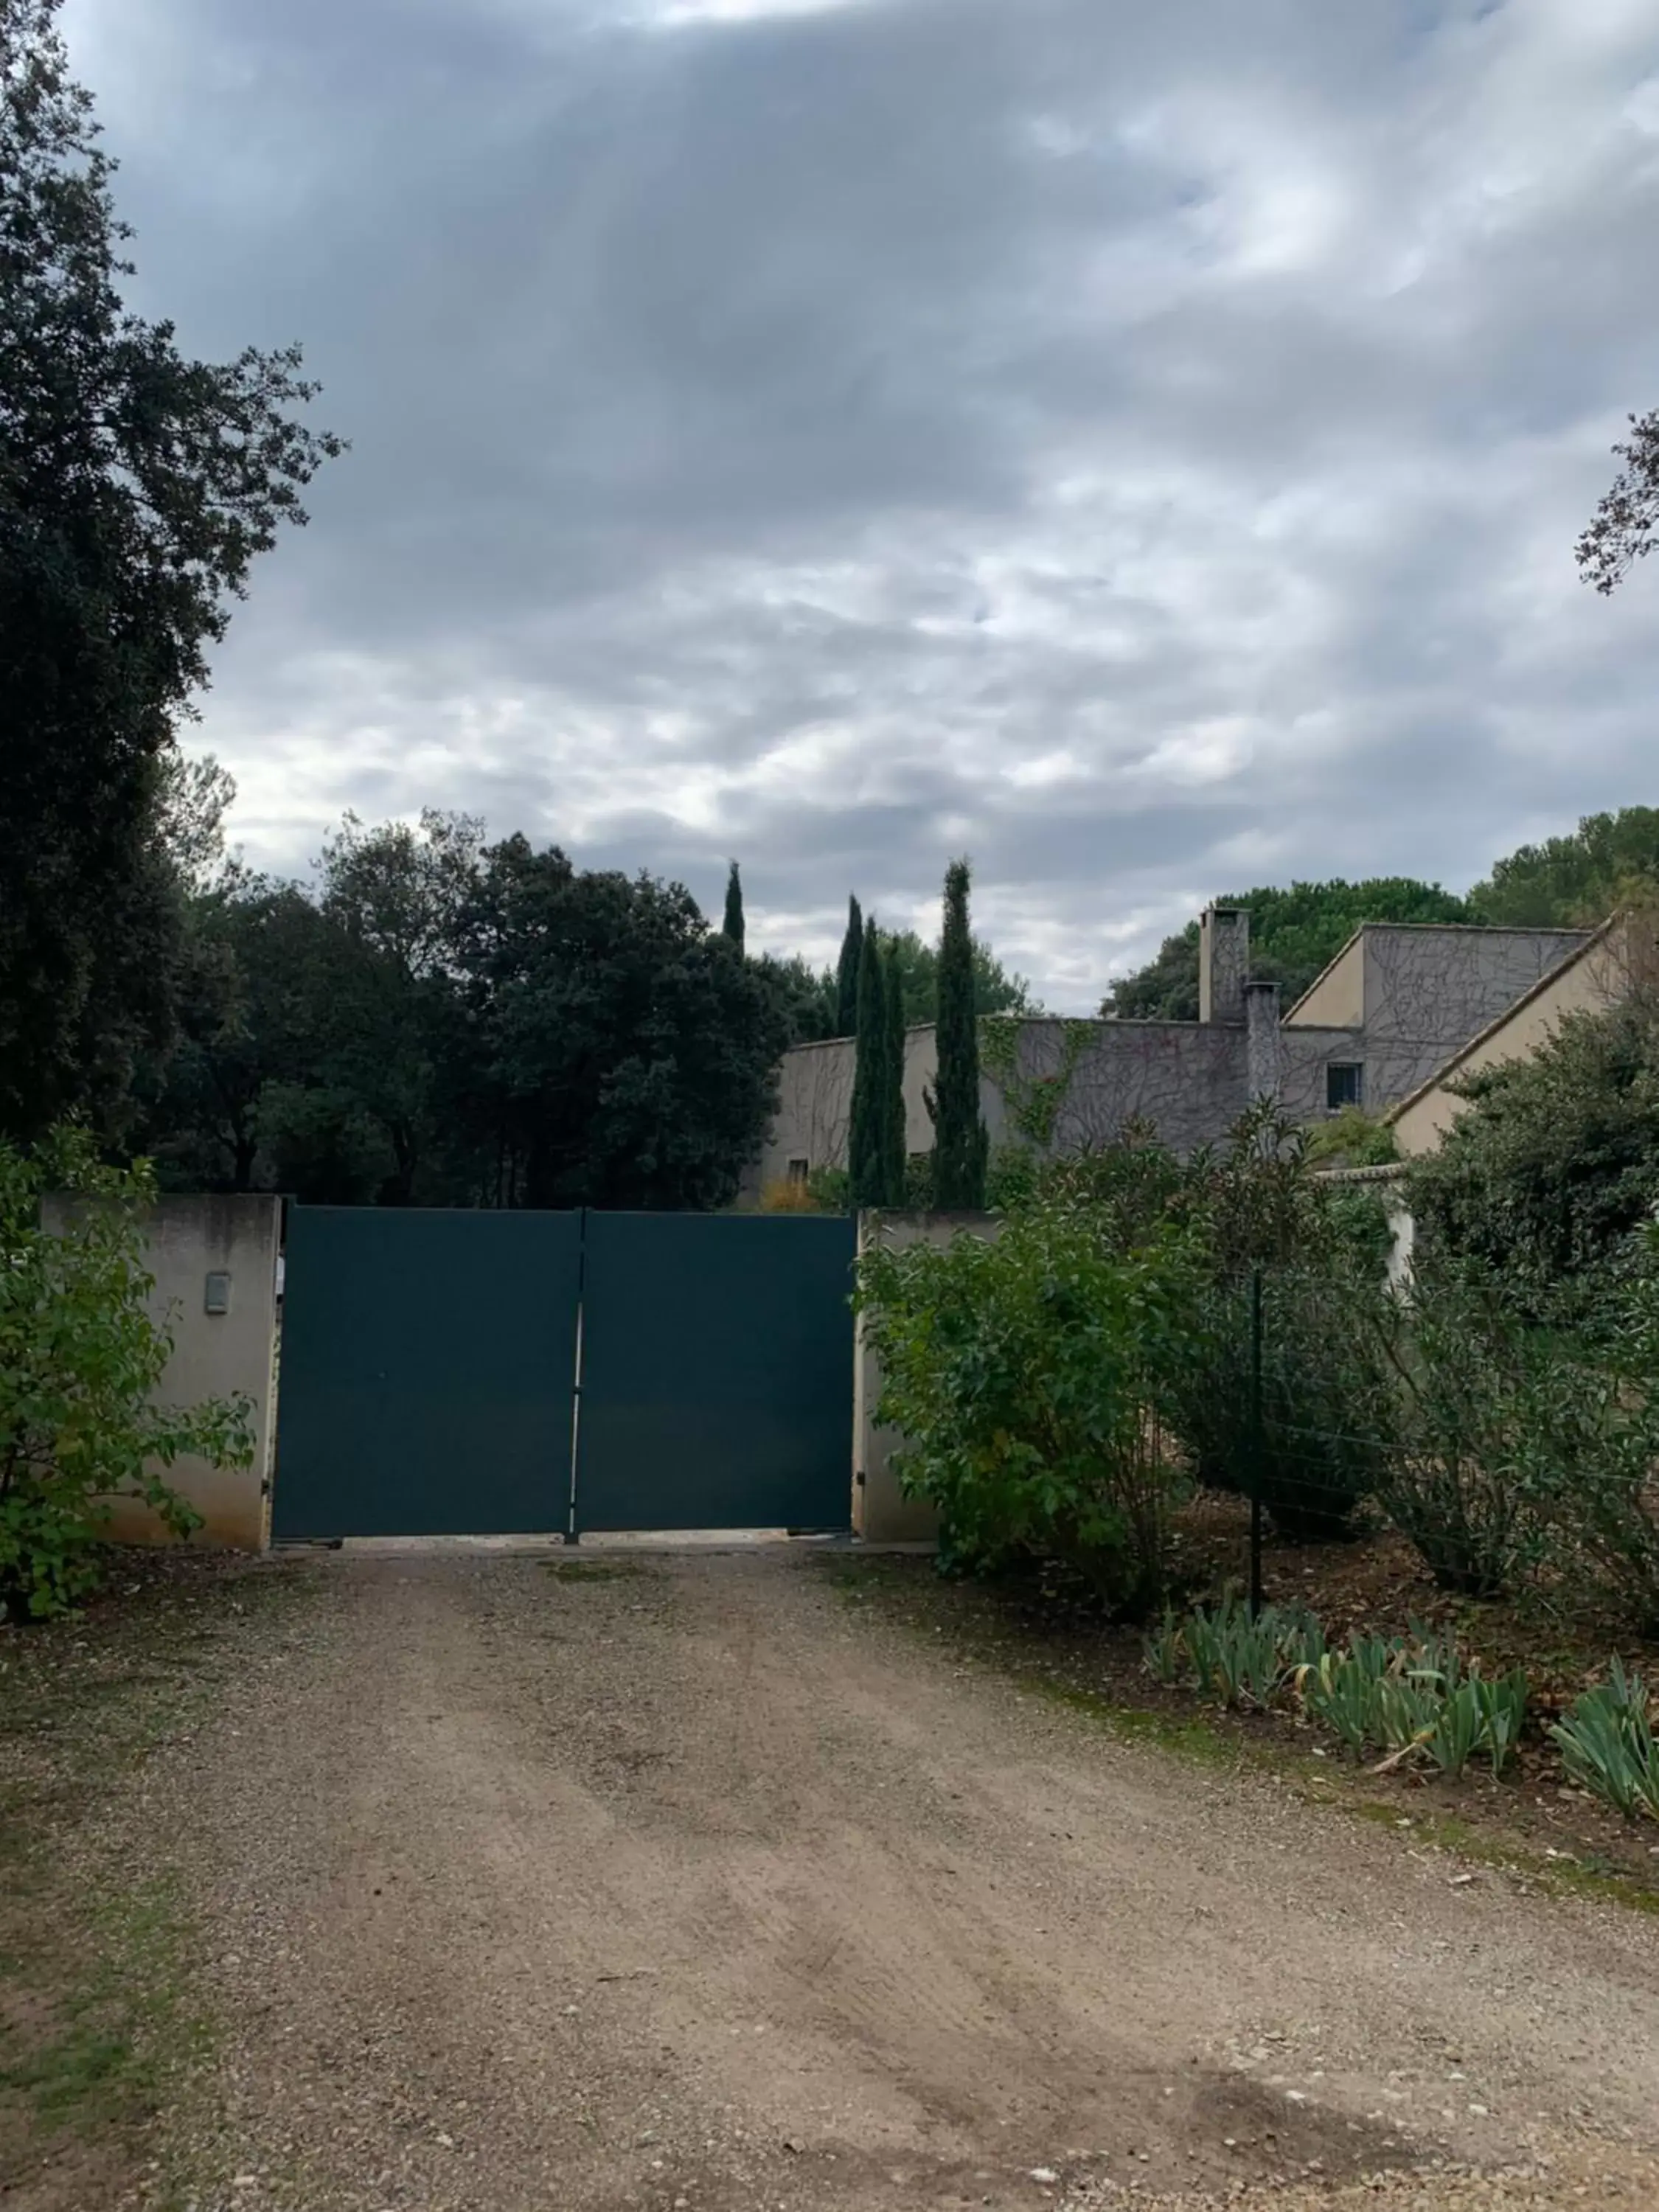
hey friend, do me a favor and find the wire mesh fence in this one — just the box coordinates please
[1225,1262,1414,1615]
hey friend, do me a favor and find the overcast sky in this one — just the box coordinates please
[63,0,1659,1009]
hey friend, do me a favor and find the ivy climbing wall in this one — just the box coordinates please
[745,924,1601,1190]
[981,1016,1250,1158]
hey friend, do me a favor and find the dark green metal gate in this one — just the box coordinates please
[272,1208,855,1540]
[574,1212,856,1534]
[272,1208,583,1540]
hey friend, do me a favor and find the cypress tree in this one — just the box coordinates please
[834,895,863,1037]
[721,860,745,953]
[847,922,888,1208]
[931,858,989,1208]
[883,933,908,1204]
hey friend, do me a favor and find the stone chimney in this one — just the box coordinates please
[1245,979,1283,1105]
[1199,905,1249,1025]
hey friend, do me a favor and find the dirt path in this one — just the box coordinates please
[102,1548,1659,2208]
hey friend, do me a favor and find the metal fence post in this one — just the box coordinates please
[1249,1264,1265,1618]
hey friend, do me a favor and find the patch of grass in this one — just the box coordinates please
[819,1554,911,1596]
[1021,1677,1244,1768]
[1349,1801,1659,1916]
[541,1557,650,1584]
[4,2024,132,2121]
[0,1554,313,2200]
[1,1877,206,2126]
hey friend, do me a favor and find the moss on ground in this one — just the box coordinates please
[541,1556,652,1583]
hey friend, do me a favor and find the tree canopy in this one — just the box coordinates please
[721,860,745,953]
[882,933,907,1204]
[1467,808,1659,929]
[0,0,341,1141]
[847,922,890,1208]
[834,898,863,1039]
[1577,408,1659,596]
[1103,879,1473,1020]
[1105,812,1659,1024]
[139,817,789,1211]
[883,930,1032,1026]
[799,900,1032,1042]
[929,859,989,1209]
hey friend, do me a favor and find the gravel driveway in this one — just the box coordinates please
[116,1545,1659,2210]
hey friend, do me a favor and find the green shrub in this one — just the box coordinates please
[856,1203,1194,1615]
[1407,1004,1659,1319]
[0,1130,255,1619]
[1522,1360,1659,1635]
[1164,1264,1398,1542]
[1303,1108,1399,1169]
[1550,1660,1659,1820]
[804,1165,851,1214]
[1540,1241,1659,1633]
[1374,1267,1554,1596]
[984,1144,1040,1212]
[983,1127,1186,1231]
[1152,1111,1402,1542]
[1360,1238,1659,1625]
[1176,1103,1324,1273]
[1320,1183,1397,1277]
[1032,1127,1189,1244]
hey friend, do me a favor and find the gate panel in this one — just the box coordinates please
[575,1213,855,1533]
[273,1207,581,1540]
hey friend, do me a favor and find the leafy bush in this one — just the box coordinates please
[1550,1660,1659,1820]
[1164,1264,1398,1542]
[1302,1109,1399,1169]
[0,1131,254,1619]
[1408,1003,1659,1318]
[1177,1103,1326,1274]
[1320,1183,1398,1279]
[1374,1266,1554,1596]
[1380,1245,1659,1621]
[1539,1239,1659,1632]
[857,1203,1194,1615]
[1152,1111,1402,1542]
[1523,1352,1659,1635]
[807,1165,851,1213]
[982,1124,1186,1230]
[1034,1127,1189,1242]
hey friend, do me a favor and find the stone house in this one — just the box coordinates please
[746,905,1593,1194]
[1387,911,1654,1155]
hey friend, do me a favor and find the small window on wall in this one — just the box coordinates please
[786,1158,810,1188]
[1326,1062,1364,1110]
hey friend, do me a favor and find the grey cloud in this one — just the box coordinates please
[60,0,1659,1004]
